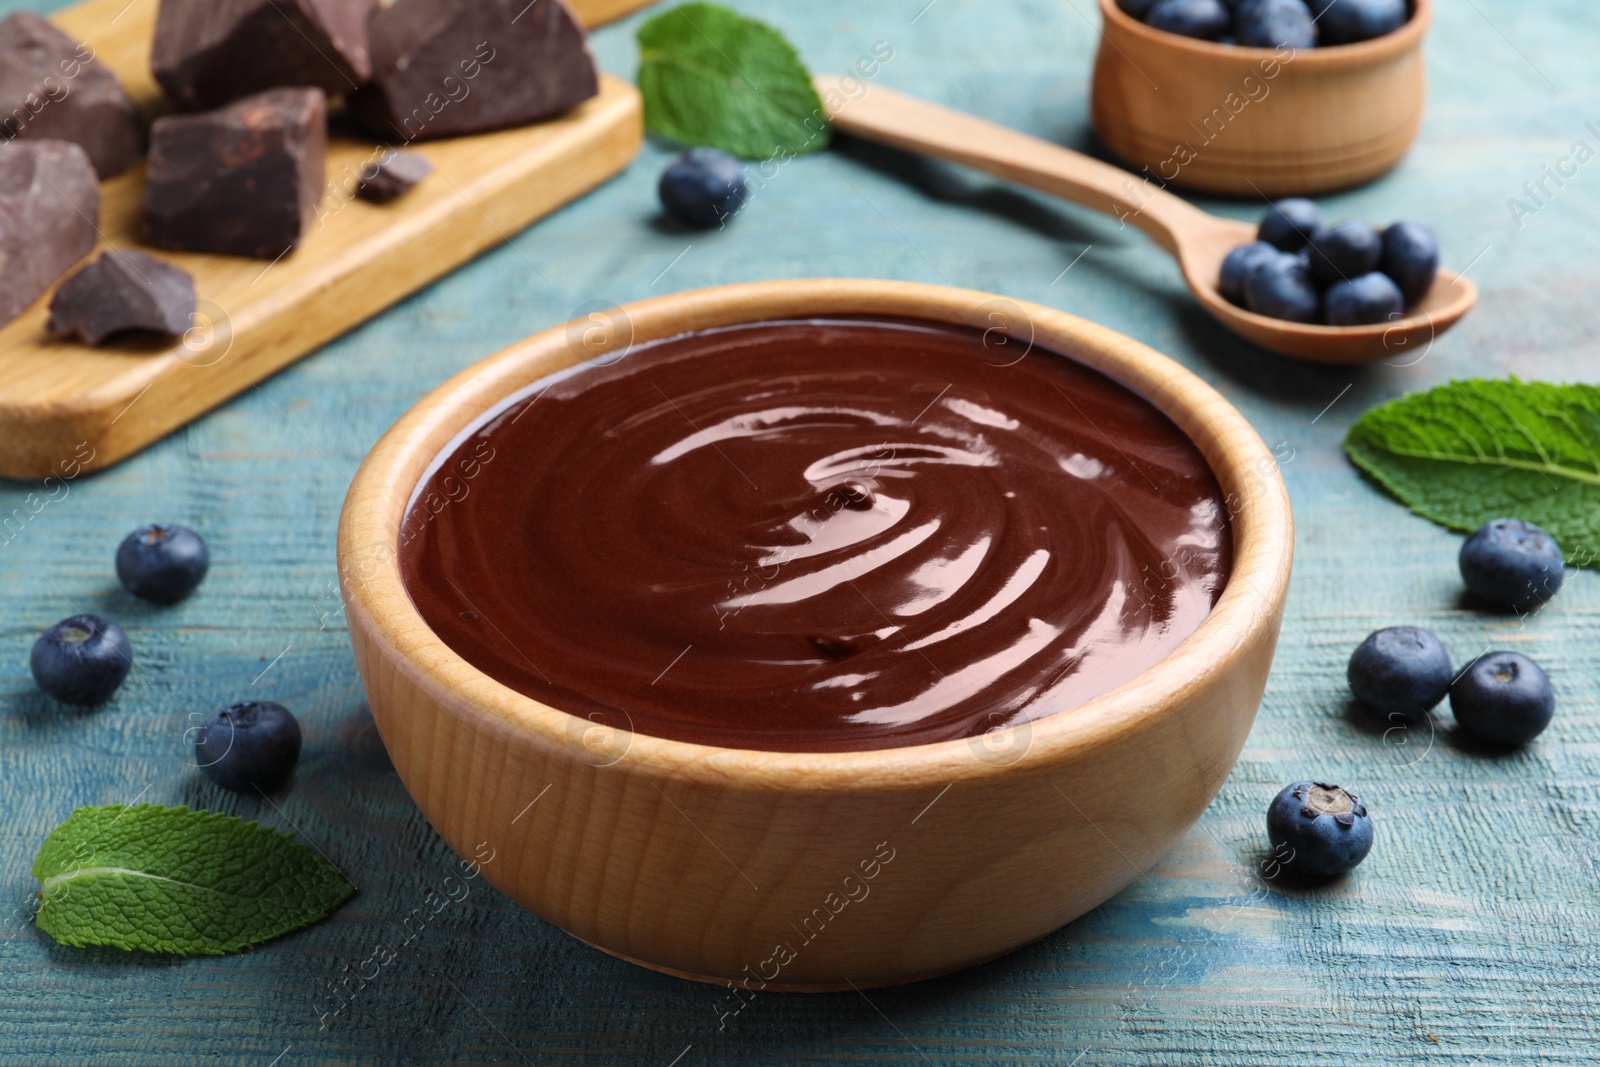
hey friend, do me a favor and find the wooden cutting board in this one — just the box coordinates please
[0,0,650,479]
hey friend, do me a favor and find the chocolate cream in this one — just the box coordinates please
[398,317,1232,752]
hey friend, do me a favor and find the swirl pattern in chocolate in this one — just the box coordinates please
[398,317,1232,752]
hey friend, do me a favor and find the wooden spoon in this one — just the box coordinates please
[815,76,1476,365]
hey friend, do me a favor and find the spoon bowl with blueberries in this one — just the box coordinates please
[815,76,1476,363]
[1194,197,1476,363]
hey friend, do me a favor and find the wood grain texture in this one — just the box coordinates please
[0,0,1597,1062]
[336,279,1293,990]
[0,0,646,480]
[819,74,1475,364]
[1090,0,1431,196]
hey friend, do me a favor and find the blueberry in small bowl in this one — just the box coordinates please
[117,523,209,604]
[1257,198,1323,252]
[1145,0,1231,38]
[1458,518,1564,611]
[1449,651,1554,746]
[1380,221,1440,304]
[1312,0,1407,45]
[1234,0,1317,48]
[1126,0,1405,47]
[1244,252,1320,322]
[31,614,133,705]
[1323,272,1404,325]
[194,700,303,792]
[1347,625,1452,719]
[659,148,748,229]
[1266,781,1373,877]
[1305,220,1382,286]
[1095,0,1431,198]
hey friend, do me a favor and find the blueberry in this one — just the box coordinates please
[1116,0,1159,16]
[1305,219,1382,286]
[1380,220,1439,304]
[1449,651,1554,746]
[194,700,303,792]
[658,148,747,229]
[1347,626,1452,719]
[1257,198,1323,251]
[1266,781,1374,877]
[1323,272,1403,325]
[1145,0,1231,39]
[1218,241,1279,304]
[116,523,209,604]
[30,614,132,705]
[1314,0,1406,44]
[1235,0,1317,48]
[1458,518,1564,611]
[1243,252,1320,322]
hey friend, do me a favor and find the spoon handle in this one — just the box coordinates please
[814,75,1215,258]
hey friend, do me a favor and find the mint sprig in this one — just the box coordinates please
[1344,378,1600,566]
[32,804,355,955]
[637,2,828,159]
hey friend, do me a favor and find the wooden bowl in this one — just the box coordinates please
[337,279,1294,990]
[1090,0,1432,196]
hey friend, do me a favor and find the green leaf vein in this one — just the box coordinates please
[31,804,355,956]
[1343,377,1600,567]
[635,2,828,159]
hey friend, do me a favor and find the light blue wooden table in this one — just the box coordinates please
[2,0,1597,1063]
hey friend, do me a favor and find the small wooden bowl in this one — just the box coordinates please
[1091,0,1432,196]
[337,279,1294,990]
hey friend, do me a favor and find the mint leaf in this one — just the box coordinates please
[32,804,354,955]
[637,2,828,158]
[1344,378,1600,566]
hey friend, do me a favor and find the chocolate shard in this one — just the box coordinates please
[46,251,196,345]
[0,12,144,178]
[355,148,432,203]
[152,0,376,111]
[352,0,598,142]
[144,88,327,259]
[0,140,98,328]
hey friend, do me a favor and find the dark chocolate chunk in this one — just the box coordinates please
[355,148,432,203]
[144,88,327,259]
[352,0,598,142]
[0,140,98,328]
[0,12,144,178]
[152,0,376,111]
[46,251,196,345]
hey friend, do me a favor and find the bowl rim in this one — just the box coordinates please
[337,279,1293,792]
[1096,0,1432,67]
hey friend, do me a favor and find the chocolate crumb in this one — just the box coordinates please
[355,149,433,204]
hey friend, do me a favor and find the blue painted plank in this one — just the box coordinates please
[0,0,1597,1063]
